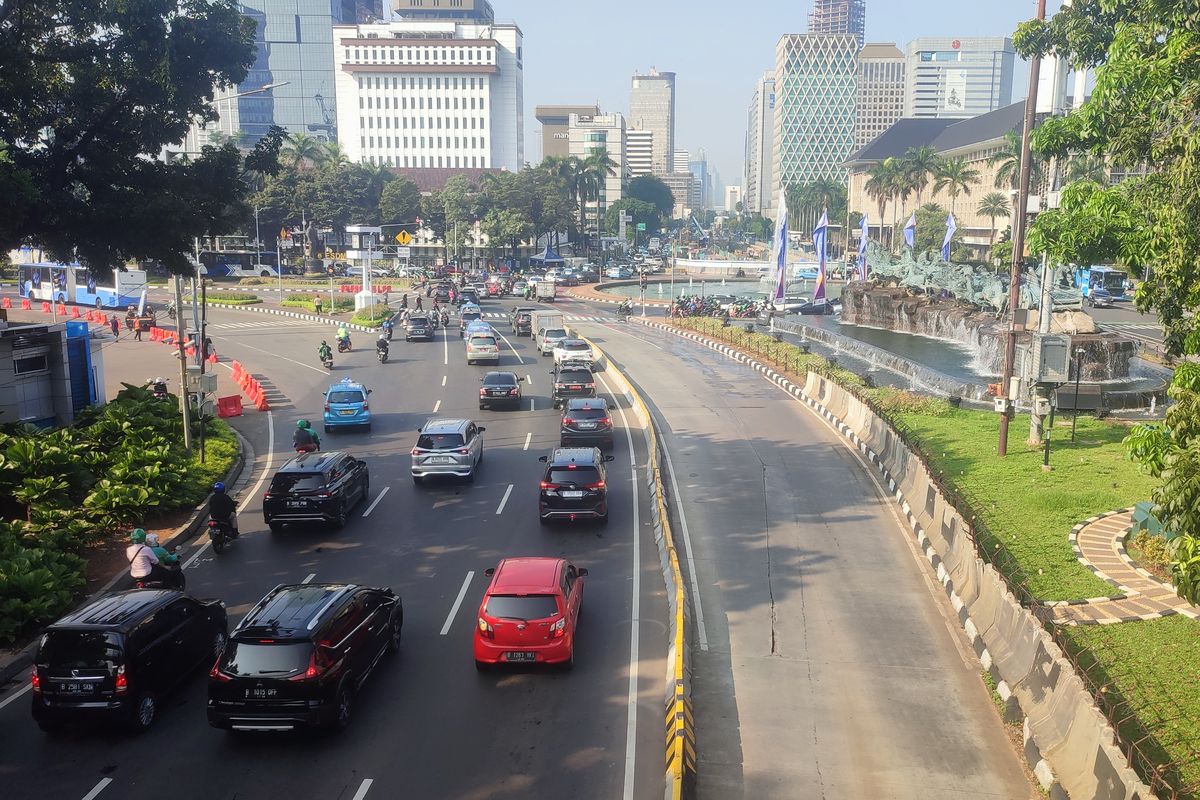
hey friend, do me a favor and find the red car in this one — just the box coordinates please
[486,282,500,297]
[474,558,587,670]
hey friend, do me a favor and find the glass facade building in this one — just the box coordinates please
[629,70,676,174]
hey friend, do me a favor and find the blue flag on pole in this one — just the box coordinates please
[813,210,828,304]
[857,213,869,281]
[770,188,789,302]
[941,213,957,261]
[903,212,916,249]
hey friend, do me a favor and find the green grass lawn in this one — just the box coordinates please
[891,408,1157,601]
[1063,617,1200,798]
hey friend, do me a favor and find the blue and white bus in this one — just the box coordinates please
[18,262,147,309]
[1074,266,1129,300]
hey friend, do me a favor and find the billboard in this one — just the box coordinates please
[944,70,967,113]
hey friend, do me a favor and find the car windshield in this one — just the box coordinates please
[462,312,481,322]
[417,432,465,450]
[567,406,608,420]
[544,329,567,339]
[484,595,559,621]
[515,312,530,321]
[38,631,122,666]
[548,466,601,484]
[270,472,326,493]
[327,390,364,404]
[557,370,592,383]
[560,342,589,352]
[483,374,516,387]
[408,316,429,325]
[221,642,310,677]
[469,336,497,347]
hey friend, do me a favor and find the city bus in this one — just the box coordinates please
[18,262,147,309]
[1074,266,1129,300]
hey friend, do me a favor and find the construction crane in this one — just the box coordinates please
[307,93,336,140]
[689,215,710,246]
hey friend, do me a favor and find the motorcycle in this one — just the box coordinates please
[146,379,169,400]
[166,305,177,321]
[440,311,449,327]
[207,518,236,554]
[377,346,389,364]
[383,323,394,341]
[616,306,632,320]
[133,546,186,589]
[337,337,352,353]
[321,354,333,370]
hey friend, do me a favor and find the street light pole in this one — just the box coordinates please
[1071,346,1084,442]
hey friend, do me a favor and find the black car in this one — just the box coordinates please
[551,363,596,409]
[406,314,434,341]
[458,289,480,306]
[577,269,599,283]
[560,397,614,448]
[557,272,580,287]
[479,371,524,410]
[538,447,614,524]
[434,284,452,303]
[262,451,369,531]
[32,590,227,733]
[207,583,402,733]
[510,306,537,336]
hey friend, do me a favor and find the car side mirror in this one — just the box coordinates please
[605,455,615,462]
[367,389,373,395]
[538,455,548,463]
[476,426,485,433]
[577,568,589,577]
[484,567,495,577]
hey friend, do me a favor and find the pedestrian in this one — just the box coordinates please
[109,315,119,339]
[314,296,323,315]
[383,290,389,307]
[133,319,143,341]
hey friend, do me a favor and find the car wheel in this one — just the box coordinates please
[474,660,491,673]
[599,510,609,525]
[331,683,353,732]
[539,515,550,526]
[128,691,157,733]
[332,505,347,529]
[36,717,65,734]
[412,475,423,486]
[324,424,331,433]
[465,468,475,484]
[561,648,575,671]
[479,404,486,410]
[269,522,285,534]
[212,631,228,661]
[387,618,402,653]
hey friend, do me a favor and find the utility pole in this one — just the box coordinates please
[998,0,1047,457]
[1029,252,1054,445]
[173,274,193,451]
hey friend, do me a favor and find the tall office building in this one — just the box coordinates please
[808,0,865,48]
[743,71,776,216]
[629,69,676,173]
[904,37,1015,119]
[688,151,711,211]
[856,43,905,149]
[673,149,689,175]
[725,185,742,212]
[772,33,858,198]
[392,0,494,22]
[568,112,627,230]
[534,104,600,161]
[625,129,654,178]
[333,17,524,170]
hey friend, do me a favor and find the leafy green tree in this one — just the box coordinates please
[0,0,264,274]
[604,198,660,241]
[441,174,477,259]
[906,202,959,258]
[281,132,327,171]
[380,175,422,226]
[626,175,675,218]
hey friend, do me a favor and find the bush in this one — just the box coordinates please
[351,304,392,328]
[282,296,353,313]
[1131,531,1173,570]
[205,291,261,306]
[0,522,86,643]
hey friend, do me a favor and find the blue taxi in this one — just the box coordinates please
[323,378,372,432]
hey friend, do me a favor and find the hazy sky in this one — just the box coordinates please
[513,0,1057,188]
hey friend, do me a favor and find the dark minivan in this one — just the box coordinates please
[207,583,402,733]
[551,363,596,409]
[263,451,369,531]
[32,590,227,733]
[538,447,614,524]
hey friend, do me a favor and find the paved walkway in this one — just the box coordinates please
[1046,509,1199,624]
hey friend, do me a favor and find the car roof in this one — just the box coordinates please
[547,447,601,466]
[278,450,350,473]
[484,371,518,380]
[420,417,472,434]
[565,397,608,410]
[49,589,182,632]
[490,557,564,594]
[327,377,367,393]
[558,339,588,346]
[556,362,593,374]
[234,583,357,639]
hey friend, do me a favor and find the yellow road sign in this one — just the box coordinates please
[395,230,412,245]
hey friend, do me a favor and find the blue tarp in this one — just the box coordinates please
[529,247,564,263]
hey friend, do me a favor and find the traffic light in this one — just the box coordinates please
[639,274,647,289]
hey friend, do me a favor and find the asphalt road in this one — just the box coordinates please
[565,316,1035,799]
[0,298,667,800]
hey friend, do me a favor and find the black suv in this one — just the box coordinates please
[538,447,614,524]
[560,397,614,448]
[32,590,227,733]
[510,306,537,336]
[551,363,596,409]
[207,583,402,733]
[263,451,369,531]
[434,284,452,303]
[406,314,433,341]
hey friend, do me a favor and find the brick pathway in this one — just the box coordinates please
[1046,509,1199,625]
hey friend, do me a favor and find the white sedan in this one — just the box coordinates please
[552,339,596,366]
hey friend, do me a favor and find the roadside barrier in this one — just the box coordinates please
[217,395,243,418]
[20,298,30,310]
[635,318,1155,800]
[1,296,10,309]
[578,335,695,800]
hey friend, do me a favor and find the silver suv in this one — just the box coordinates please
[411,418,485,484]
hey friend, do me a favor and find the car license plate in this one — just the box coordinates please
[287,500,307,508]
[339,409,355,416]
[569,385,581,390]
[490,390,506,396]
[245,688,277,699]
[562,490,584,499]
[505,651,537,662]
[430,456,454,464]
[579,422,596,429]
[57,682,94,694]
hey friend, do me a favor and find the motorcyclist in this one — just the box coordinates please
[382,317,395,339]
[145,533,184,589]
[209,482,239,538]
[617,300,633,316]
[318,340,333,364]
[293,419,320,452]
[126,529,163,584]
[376,333,390,357]
[336,324,350,344]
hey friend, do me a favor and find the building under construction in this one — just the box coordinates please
[807,0,865,48]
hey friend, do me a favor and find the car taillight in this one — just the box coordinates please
[324,404,330,412]
[477,617,494,639]
[114,665,128,694]
[316,492,331,498]
[509,389,519,396]
[540,481,555,490]
[457,448,470,455]
[562,417,573,425]
[411,448,421,456]
[480,388,487,396]
[587,480,606,489]
[363,403,369,410]
[30,669,41,694]
[289,652,324,681]
[601,417,611,425]
[550,617,566,639]
[209,662,232,682]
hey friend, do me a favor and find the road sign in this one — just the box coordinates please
[396,247,411,258]
[637,223,646,231]
[395,230,412,245]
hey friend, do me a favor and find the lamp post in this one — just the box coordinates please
[1071,346,1085,442]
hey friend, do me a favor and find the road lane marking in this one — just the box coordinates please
[433,399,442,413]
[595,371,641,800]
[440,572,475,635]
[0,683,31,710]
[495,484,513,515]
[658,431,709,652]
[493,328,524,365]
[350,779,374,800]
[362,485,390,517]
[210,335,328,374]
[81,778,113,800]
[302,573,316,584]
[442,375,447,387]
[443,327,449,366]
[523,432,532,451]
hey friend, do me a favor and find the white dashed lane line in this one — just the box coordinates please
[495,484,513,515]
[80,778,113,800]
[440,572,475,636]
[523,432,532,451]
[350,778,374,800]
[302,573,317,584]
[362,485,390,517]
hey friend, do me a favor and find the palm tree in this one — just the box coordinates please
[902,146,941,207]
[581,151,617,258]
[977,191,1011,261]
[864,162,893,248]
[882,158,911,253]
[932,157,981,214]
[988,130,1046,190]
[320,140,349,167]
[281,132,325,171]
[1064,153,1108,184]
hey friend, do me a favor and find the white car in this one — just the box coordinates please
[552,339,595,366]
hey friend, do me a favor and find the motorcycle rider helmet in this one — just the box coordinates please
[212,482,225,494]
[297,419,311,430]
[379,333,387,340]
[146,533,160,547]
[130,528,147,544]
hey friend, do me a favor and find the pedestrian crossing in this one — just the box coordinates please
[1100,322,1161,331]
[209,319,328,330]
[479,312,616,323]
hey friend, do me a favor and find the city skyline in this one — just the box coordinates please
[516,0,1054,196]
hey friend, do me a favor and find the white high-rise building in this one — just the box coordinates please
[626,129,654,178]
[904,37,1015,119]
[724,185,742,212]
[629,69,676,173]
[743,71,776,216]
[856,43,905,149]
[332,18,524,170]
[568,112,627,230]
